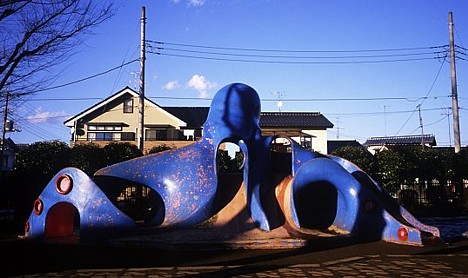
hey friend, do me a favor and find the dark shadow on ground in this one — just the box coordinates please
[1,228,467,277]
[0,234,365,277]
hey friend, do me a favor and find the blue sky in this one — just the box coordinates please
[8,0,468,148]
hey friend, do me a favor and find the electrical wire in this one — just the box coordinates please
[151,46,444,60]
[326,107,449,117]
[149,51,440,65]
[24,94,450,103]
[147,40,447,53]
[394,52,448,135]
[146,40,452,64]
[26,59,139,94]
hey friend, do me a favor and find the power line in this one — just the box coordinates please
[149,51,440,65]
[425,116,448,127]
[326,107,449,117]
[151,46,444,60]
[146,40,456,64]
[27,59,139,94]
[25,94,450,102]
[395,52,448,135]
[147,40,447,53]
[10,113,66,141]
[26,97,103,101]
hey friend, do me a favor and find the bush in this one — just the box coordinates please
[69,143,106,175]
[331,146,375,176]
[102,142,143,166]
[8,140,71,229]
[398,189,419,211]
[147,143,175,154]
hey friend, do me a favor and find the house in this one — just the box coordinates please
[64,87,334,154]
[363,134,437,154]
[0,138,21,172]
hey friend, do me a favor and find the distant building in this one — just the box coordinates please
[0,138,26,172]
[64,87,334,154]
[327,139,365,154]
[363,134,437,154]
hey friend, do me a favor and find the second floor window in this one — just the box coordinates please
[123,98,133,113]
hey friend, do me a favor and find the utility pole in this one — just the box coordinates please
[449,11,461,153]
[138,6,146,152]
[417,104,424,148]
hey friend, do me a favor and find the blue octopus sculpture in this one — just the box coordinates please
[24,83,440,246]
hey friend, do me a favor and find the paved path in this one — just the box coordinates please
[9,254,467,277]
[2,233,467,278]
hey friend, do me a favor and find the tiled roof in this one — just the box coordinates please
[162,107,209,128]
[260,112,333,128]
[363,134,437,146]
[163,108,334,129]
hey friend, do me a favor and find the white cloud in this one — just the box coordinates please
[170,0,206,7]
[26,109,68,123]
[163,80,181,90]
[198,90,210,99]
[189,0,206,6]
[187,74,217,98]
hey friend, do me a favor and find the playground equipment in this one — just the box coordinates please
[24,83,440,247]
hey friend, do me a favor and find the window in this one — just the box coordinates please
[145,129,167,141]
[123,98,133,113]
[88,132,112,141]
[88,125,123,131]
[300,136,313,150]
[87,132,96,141]
[121,132,135,141]
[96,132,113,141]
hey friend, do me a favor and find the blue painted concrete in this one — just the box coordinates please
[24,83,440,246]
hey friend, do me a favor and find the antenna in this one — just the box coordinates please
[335,117,343,139]
[380,105,391,136]
[272,91,285,112]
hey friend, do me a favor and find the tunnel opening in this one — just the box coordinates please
[295,181,338,230]
[93,176,165,227]
[211,141,245,214]
[270,137,293,184]
[217,141,244,174]
[45,202,80,241]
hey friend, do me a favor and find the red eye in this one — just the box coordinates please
[56,174,73,195]
[33,199,43,215]
[398,227,408,241]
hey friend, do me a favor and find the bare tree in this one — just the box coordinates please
[0,0,114,98]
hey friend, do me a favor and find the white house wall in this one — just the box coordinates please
[78,95,187,141]
[302,129,328,154]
